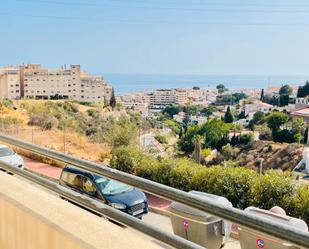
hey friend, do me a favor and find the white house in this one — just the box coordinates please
[245,101,273,120]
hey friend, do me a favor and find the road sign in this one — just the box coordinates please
[256,239,265,248]
[183,219,189,230]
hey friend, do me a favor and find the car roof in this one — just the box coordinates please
[62,165,98,180]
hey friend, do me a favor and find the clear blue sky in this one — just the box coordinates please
[1,0,309,75]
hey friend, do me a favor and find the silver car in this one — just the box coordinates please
[0,145,24,169]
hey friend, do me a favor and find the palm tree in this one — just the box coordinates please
[193,135,204,164]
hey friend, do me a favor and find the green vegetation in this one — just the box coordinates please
[165,119,181,135]
[162,104,218,119]
[111,146,309,223]
[224,106,234,123]
[216,84,228,94]
[155,134,168,144]
[110,87,116,108]
[266,112,290,132]
[260,88,264,101]
[178,119,230,152]
[262,84,293,107]
[264,112,306,143]
[297,81,309,98]
[217,93,248,105]
[0,116,24,128]
[19,100,148,149]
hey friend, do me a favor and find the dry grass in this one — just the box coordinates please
[8,127,110,163]
[0,100,112,164]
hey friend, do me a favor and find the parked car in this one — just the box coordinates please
[59,165,148,218]
[0,144,24,169]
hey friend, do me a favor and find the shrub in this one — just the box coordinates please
[201,148,211,157]
[239,134,254,144]
[0,116,23,128]
[221,144,240,160]
[291,185,309,223]
[251,170,295,210]
[110,146,308,221]
[168,158,202,191]
[273,129,296,143]
[191,166,257,209]
[155,134,168,144]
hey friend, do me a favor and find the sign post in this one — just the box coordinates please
[183,219,189,240]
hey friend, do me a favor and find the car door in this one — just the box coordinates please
[81,176,99,198]
[61,171,83,194]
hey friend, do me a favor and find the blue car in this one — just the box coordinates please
[59,165,148,218]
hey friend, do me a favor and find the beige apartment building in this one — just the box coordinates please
[149,89,188,109]
[21,64,112,103]
[0,67,21,100]
[0,64,112,103]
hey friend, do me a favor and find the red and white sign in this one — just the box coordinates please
[256,239,265,248]
[183,219,189,230]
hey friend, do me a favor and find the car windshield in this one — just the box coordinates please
[0,147,15,157]
[95,176,132,195]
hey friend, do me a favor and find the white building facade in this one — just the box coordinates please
[0,67,21,100]
[0,64,112,103]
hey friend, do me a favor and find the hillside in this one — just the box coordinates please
[236,141,303,171]
[0,100,112,163]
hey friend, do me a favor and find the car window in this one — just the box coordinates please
[82,177,96,195]
[61,171,82,189]
[0,147,15,157]
[95,176,132,195]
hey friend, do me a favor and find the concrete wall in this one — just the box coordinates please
[0,171,164,249]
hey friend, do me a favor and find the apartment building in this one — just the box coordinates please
[0,67,21,100]
[149,89,188,109]
[0,64,112,103]
[80,75,112,103]
[21,64,112,103]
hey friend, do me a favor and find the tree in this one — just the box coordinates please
[224,106,234,123]
[162,105,183,118]
[297,81,309,98]
[200,106,217,117]
[279,84,293,95]
[292,118,305,143]
[266,112,289,132]
[238,110,246,119]
[178,119,230,152]
[278,85,292,107]
[110,88,116,108]
[252,111,265,125]
[292,118,305,134]
[183,112,191,132]
[179,126,183,139]
[193,135,203,164]
[216,84,228,94]
[260,89,265,101]
[279,94,290,107]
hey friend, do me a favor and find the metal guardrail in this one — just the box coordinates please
[0,160,204,249]
[0,134,309,248]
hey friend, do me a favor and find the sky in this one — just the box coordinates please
[1,0,309,75]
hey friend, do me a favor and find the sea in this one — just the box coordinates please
[102,74,309,95]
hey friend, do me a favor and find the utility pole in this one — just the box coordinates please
[32,127,34,144]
